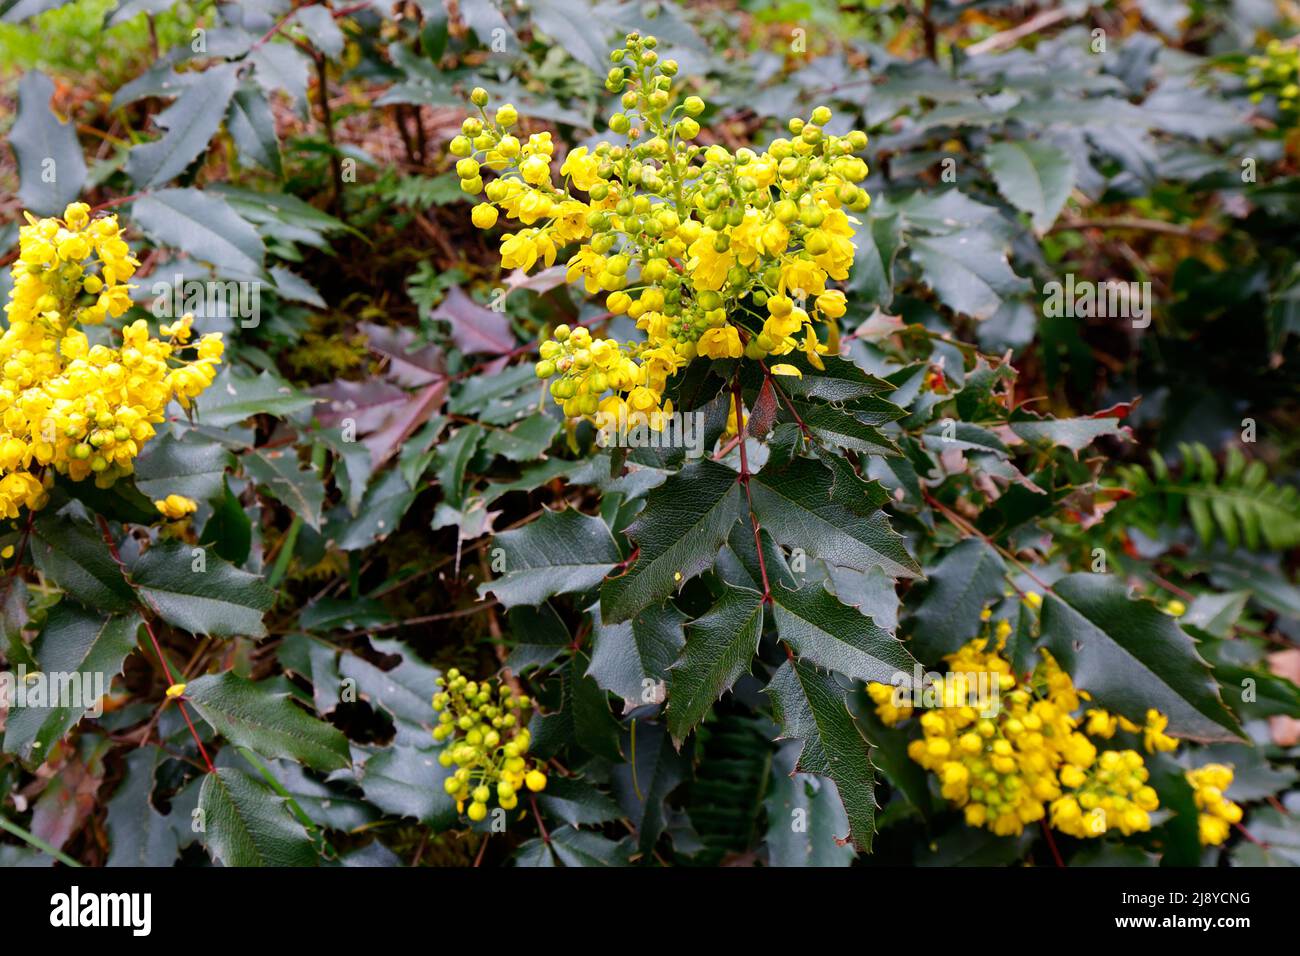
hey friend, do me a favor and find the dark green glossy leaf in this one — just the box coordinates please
[750,456,920,580]
[768,658,876,851]
[480,508,620,609]
[31,515,135,613]
[589,600,686,713]
[771,580,916,684]
[198,767,317,867]
[133,541,274,638]
[665,584,763,745]
[910,539,1007,662]
[186,671,350,771]
[601,459,743,624]
[1,604,140,760]
[11,71,86,215]
[1041,573,1242,742]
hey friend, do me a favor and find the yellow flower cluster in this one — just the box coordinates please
[869,626,1175,840]
[1247,40,1300,115]
[433,669,547,821]
[1,204,223,518]
[1186,763,1242,846]
[454,32,871,428]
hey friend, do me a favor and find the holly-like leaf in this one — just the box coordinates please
[516,825,632,867]
[433,286,514,355]
[910,229,1031,321]
[30,515,135,613]
[530,651,621,763]
[771,580,916,684]
[750,456,920,581]
[588,601,686,713]
[790,401,900,458]
[294,3,345,56]
[983,140,1075,233]
[331,468,418,551]
[611,720,684,854]
[133,541,275,639]
[536,776,622,827]
[479,508,621,609]
[665,584,764,745]
[1,604,140,760]
[481,412,559,462]
[910,539,1008,661]
[530,0,608,72]
[244,446,326,531]
[767,658,877,851]
[248,42,311,114]
[134,432,234,503]
[10,71,87,216]
[601,459,743,624]
[126,63,238,188]
[921,421,1010,457]
[434,423,483,507]
[1041,573,1242,742]
[337,637,442,748]
[198,767,318,867]
[130,188,266,278]
[106,747,180,867]
[503,604,570,674]
[1009,415,1126,454]
[848,211,903,309]
[764,740,855,867]
[765,354,894,403]
[200,477,253,565]
[226,80,282,176]
[356,745,456,829]
[459,0,517,53]
[852,688,934,818]
[199,366,317,428]
[185,672,350,771]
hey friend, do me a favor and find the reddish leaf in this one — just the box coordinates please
[30,749,103,852]
[749,377,779,438]
[359,321,445,386]
[364,379,448,467]
[433,286,514,356]
[311,378,410,433]
[1089,398,1141,420]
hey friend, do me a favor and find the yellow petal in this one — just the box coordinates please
[769,363,803,378]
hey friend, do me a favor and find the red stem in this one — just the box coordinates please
[1040,820,1065,867]
[95,516,216,774]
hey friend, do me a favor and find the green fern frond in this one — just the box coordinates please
[1113,443,1300,551]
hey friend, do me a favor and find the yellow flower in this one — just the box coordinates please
[1186,763,1241,845]
[463,35,875,433]
[1,211,220,513]
[815,289,847,318]
[560,146,601,191]
[698,325,743,359]
[155,494,198,520]
[500,232,540,271]
[876,628,1164,841]
[687,231,735,291]
[1142,709,1179,753]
